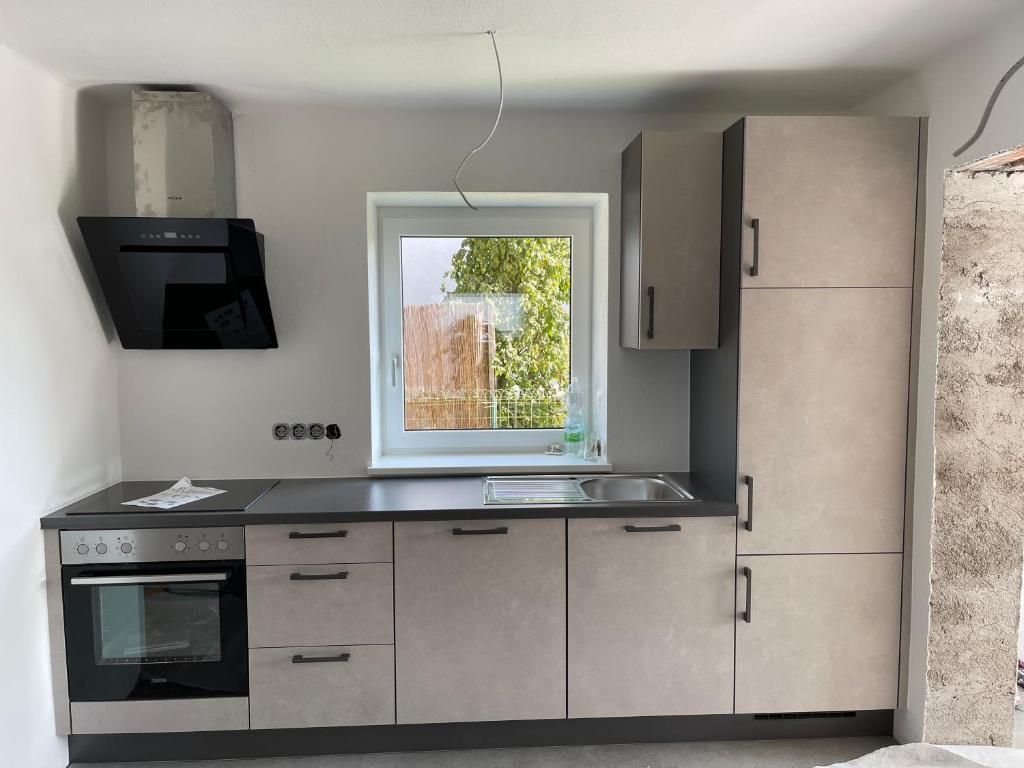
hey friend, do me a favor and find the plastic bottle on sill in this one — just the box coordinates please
[563,377,585,458]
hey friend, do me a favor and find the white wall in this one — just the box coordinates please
[855,6,1024,743]
[0,46,121,767]
[109,104,738,479]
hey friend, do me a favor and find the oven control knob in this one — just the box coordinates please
[174,541,187,553]
[216,540,229,551]
[76,543,89,555]
[198,540,211,552]
[120,542,133,554]
[95,543,108,555]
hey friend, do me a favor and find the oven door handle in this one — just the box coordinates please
[69,572,230,586]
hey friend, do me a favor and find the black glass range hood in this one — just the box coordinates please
[78,217,278,349]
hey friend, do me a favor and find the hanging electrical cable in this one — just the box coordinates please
[954,53,1024,158]
[453,30,503,210]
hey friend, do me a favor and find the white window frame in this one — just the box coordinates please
[367,192,609,474]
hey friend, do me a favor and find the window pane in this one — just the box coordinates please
[400,236,571,431]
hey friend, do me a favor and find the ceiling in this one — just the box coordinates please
[0,0,1018,110]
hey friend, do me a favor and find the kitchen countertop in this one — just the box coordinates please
[40,473,736,530]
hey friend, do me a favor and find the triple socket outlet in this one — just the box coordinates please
[273,423,340,441]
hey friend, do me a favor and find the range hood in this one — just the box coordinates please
[79,90,277,349]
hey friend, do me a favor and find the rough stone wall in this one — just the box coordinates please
[924,167,1024,745]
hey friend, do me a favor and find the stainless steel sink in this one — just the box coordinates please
[578,474,692,502]
[483,474,694,504]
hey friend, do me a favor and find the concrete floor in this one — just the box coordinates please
[73,736,894,768]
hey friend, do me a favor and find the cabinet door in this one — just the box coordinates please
[737,287,910,554]
[735,554,901,713]
[568,517,734,718]
[741,116,919,288]
[394,519,566,724]
[621,131,722,349]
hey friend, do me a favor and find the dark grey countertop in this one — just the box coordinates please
[40,473,736,530]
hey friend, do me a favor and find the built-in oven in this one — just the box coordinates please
[60,527,247,702]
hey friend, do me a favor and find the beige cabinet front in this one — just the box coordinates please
[736,287,910,555]
[620,130,723,349]
[567,517,734,718]
[249,645,395,729]
[740,115,920,288]
[394,519,566,724]
[247,562,394,648]
[735,553,901,713]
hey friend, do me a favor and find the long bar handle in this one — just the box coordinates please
[292,653,350,664]
[646,286,655,339]
[70,572,228,586]
[288,530,348,539]
[390,353,401,387]
[742,566,752,623]
[623,524,681,533]
[290,571,349,581]
[743,475,754,532]
[452,526,509,536]
[749,218,760,277]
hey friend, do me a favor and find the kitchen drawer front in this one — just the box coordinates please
[568,516,734,718]
[245,522,392,565]
[71,698,248,734]
[735,553,901,713]
[248,563,393,647]
[394,518,566,724]
[249,645,395,729]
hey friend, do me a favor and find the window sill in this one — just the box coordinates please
[367,453,613,477]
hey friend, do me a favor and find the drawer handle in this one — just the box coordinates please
[743,475,754,532]
[291,653,350,664]
[749,218,760,277]
[623,524,681,533]
[289,571,349,581]
[742,566,752,623]
[288,530,348,539]
[646,286,655,340]
[452,526,509,536]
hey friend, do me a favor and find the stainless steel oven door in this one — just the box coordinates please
[62,561,247,701]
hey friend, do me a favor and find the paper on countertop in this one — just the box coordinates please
[121,477,227,510]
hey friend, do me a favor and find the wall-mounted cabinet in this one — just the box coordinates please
[620,131,722,349]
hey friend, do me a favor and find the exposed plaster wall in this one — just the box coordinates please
[926,166,1024,745]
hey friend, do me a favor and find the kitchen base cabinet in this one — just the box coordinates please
[735,554,902,714]
[568,516,734,718]
[249,645,395,729]
[394,519,566,724]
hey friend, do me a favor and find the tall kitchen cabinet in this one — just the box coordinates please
[691,116,923,714]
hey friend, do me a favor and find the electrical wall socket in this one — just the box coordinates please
[274,422,339,441]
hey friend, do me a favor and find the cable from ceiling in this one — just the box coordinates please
[453,30,503,210]
[954,53,1024,158]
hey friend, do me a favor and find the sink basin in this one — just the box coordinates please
[483,474,694,504]
[579,475,692,502]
